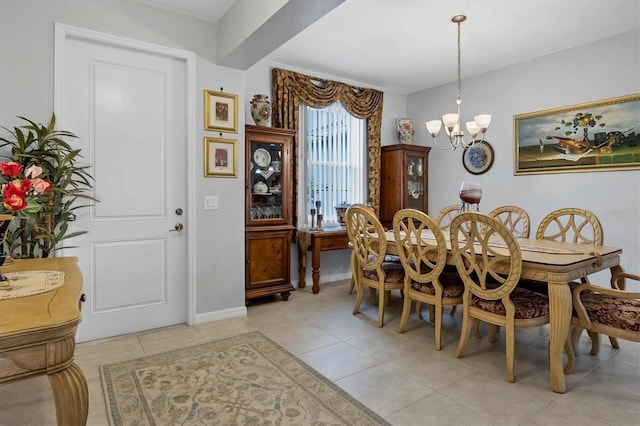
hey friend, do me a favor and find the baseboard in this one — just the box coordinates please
[193,273,351,324]
[293,272,351,288]
[193,305,247,325]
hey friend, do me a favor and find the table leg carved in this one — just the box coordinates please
[547,275,572,393]
[49,363,89,426]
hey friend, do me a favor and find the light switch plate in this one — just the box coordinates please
[204,196,219,210]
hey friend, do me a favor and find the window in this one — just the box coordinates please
[298,101,367,227]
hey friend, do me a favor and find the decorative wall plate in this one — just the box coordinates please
[253,148,271,169]
[462,140,495,175]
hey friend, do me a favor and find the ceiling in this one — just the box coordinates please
[137,0,640,94]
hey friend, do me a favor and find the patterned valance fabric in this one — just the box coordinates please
[271,68,384,218]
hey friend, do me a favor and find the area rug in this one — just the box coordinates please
[100,330,389,425]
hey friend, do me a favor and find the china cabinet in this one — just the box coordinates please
[379,144,431,228]
[245,125,295,303]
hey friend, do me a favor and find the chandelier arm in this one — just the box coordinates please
[433,136,457,150]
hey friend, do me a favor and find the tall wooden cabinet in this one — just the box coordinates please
[245,125,295,303]
[379,144,431,228]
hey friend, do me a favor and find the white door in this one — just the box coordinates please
[56,26,192,342]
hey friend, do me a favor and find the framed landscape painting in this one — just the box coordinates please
[513,94,640,175]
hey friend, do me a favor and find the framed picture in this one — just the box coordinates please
[514,94,640,175]
[204,91,238,133]
[462,141,495,175]
[204,137,237,178]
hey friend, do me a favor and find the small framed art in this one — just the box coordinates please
[205,137,237,178]
[462,140,495,175]
[204,90,238,133]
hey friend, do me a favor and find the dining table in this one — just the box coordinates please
[384,229,623,393]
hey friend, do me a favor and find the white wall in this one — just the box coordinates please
[408,30,640,277]
[0,0,247,318]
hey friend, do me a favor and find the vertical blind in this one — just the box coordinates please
[298,102,366,227]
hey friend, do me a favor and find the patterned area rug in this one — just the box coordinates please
[101,331,389,425]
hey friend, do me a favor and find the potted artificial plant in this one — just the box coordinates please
[0,114,96,259]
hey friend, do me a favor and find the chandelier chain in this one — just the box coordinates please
[457,20,462,103]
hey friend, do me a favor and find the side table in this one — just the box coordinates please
[0,257,87,425]
[297,226,351,293]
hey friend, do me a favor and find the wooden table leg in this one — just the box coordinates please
[298,243,307,288]
[48,362,89,426]
[311,238,321,294]
[547,277,571,393]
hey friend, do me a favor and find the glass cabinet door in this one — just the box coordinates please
[248,141,285,225]
[406,154,425,210]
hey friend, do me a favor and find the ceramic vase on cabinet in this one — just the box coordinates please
[250,94,272,126]
[396,118,415,144]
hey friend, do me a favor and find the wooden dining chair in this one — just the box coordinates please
[346,204,404,327]
[485,205,531,238]
[473,205,531,337]
[534,207,617,353]
[564,271,640,373]
[536,207,603,246]
[434,204,461,231]
[432,204,464,317]
[393,209,464,350]
[451,212,550,383]
[346,204,401,295]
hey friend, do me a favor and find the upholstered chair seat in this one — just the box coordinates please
[410,276,465,299]
[576,290,640,332]
[563,272,640,374]
[362,261,405,283]
[471,287,549,319]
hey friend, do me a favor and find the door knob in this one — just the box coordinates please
[170,223,184,232]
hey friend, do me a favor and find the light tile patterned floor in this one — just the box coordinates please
[1,279,638,425]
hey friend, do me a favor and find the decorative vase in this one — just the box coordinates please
[334,202,351,225]
[396,118,415,144]
[0,214,15,282]
[250,94,272,126]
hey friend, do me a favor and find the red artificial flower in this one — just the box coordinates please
[2,182,27,211]
[19,179,31,192]
[0,162,23,178]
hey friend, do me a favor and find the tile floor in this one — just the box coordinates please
[1,279,638,425]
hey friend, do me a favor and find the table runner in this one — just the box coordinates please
[0,270,65,300]
[386,230,587,255]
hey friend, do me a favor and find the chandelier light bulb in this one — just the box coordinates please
[426,120,442,137]
[466,121,479,138]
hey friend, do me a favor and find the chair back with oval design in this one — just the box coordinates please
[393,208,462,350]
[486,205,531,238]
[450,212,550,383]
[536,207,603,245]
[434,204,461,231]
[346,204,404,327]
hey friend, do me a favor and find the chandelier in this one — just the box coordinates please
[426,15,491,150]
